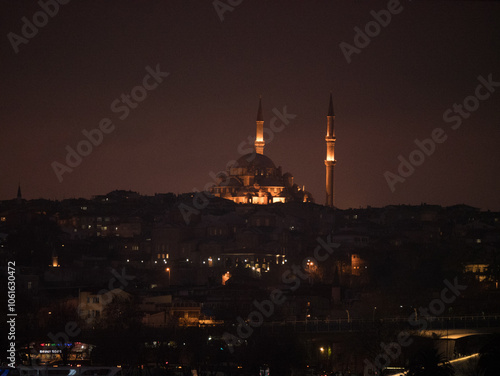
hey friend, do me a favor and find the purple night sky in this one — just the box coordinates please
[1,0,499,210]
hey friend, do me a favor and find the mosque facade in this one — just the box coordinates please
[209,96,336,207]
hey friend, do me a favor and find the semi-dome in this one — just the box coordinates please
[234,153,276,169]
[219,177,243,187]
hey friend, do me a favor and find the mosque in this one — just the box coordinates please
[209,95,337,207]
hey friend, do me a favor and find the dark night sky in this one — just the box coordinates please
[1,0,499,210]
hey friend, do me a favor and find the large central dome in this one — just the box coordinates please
[234,153,276,169]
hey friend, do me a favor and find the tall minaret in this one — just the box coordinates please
[254,96,265,155]
[16,182,22,205]
[325,93,336,207]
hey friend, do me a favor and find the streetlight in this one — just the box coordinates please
[372,307,377,321]
[165,268,170,284]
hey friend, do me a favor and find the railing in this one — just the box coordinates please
[258,315,500,333]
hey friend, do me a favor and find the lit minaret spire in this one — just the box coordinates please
[254,96,265,155]
[325,93,336,207]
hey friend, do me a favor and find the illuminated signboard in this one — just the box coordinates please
[39,349,62,354]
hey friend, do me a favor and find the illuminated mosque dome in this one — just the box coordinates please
[209,98,313,205]
[235,153,276,169]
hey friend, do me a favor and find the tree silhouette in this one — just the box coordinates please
[476,334,500,376]
[408,348,455,376]
[101,294,142,330]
